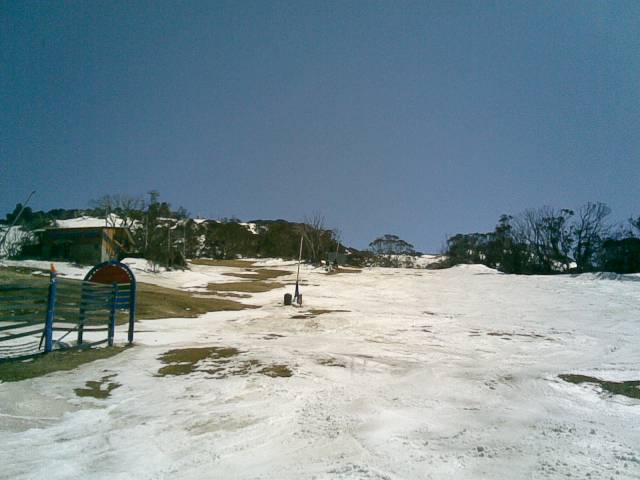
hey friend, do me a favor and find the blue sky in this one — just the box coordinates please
[2,1,638,252]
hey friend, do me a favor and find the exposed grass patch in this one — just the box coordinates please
[222,268,290,281]
[0,265,48,283]
[222,272,259,279]
[0,346,128,383]
[211,267,289,293]
[317,357,346,368]
[136,282,256,320]
[559,374,640,400]
[207,281,284,294]
[259,364,292,377]
[190,259,256,268]
[0,266,254,324]
[157,346,292,379]
[157,346,240,377]
[1,267,67,325]
[210,292,252,299]
[74,374,121,399]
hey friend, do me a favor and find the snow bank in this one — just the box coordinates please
[414,253,444,268]
[447,263,501,274]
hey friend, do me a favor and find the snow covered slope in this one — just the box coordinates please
[1,262,639,479]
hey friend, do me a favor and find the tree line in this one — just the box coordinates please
[443,203,640,274]
[5,195,638,274]
[2,193,344,269]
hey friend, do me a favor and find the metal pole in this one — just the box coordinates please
[108,283,118,347]
[127,280,136,344]
[44,266,57,353]
[294,235,303,301]
[0,190,36,255]
[77,283,86,345]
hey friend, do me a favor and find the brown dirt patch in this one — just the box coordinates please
[207,281,284,294]
[157,346,239,376]
[190,259,255,268]
[137,283,256,319]
[317,357,347,368]
[0,346,128,383]
[74,374,121,399]
[157,346,293,379]
[223,268,290,281]
[259,364,293,377]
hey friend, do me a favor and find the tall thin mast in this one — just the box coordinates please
[294,234,303,301]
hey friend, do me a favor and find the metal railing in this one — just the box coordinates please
[0,270,135,362]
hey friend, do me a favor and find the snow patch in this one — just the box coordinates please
[54,215,126,228]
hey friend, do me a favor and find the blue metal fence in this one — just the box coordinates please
[0,270,135,362]
[0,281,49,359]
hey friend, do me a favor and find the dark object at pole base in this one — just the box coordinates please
[284,293,292,306]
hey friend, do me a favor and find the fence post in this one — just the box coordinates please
[44,269,57,353]
[108,283,118,347]
[127,281,136,344]
[78,283,86,345]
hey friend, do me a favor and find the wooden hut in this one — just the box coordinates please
[37,226,135,264]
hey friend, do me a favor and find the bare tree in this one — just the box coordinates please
[301,213,329,264]
[512,207,573,273]
[332,229,342,254]
[114,194,145,228]
[90,194,145,228]
[572,202,611,272]
[89,195,114,224]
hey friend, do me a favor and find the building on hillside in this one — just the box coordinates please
[31,226,135,265]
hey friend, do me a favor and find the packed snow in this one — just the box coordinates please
[414,254,443,268]
[1,260,639,479]
[54,215,126,229]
